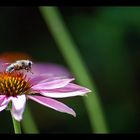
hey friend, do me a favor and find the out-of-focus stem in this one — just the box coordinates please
[39,6,109,133]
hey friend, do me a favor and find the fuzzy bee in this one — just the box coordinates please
[3,60,33,74]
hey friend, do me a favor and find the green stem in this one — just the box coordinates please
[39,6,109,133]
[11,114,21,134]
[21,104,39,133]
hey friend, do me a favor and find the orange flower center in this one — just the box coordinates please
[0,72,31,97]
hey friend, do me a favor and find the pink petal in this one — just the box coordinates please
[36,83,91,98]
[32,63,71,77]
[0,95,9,111]
[29,74,50,85]
[11,95,26,121]
[0,61,5,72]
[0,104,8,111]
[31,77,75,90]
[28,95,76,117]
[0,95,6,105]
[29,74,66,85]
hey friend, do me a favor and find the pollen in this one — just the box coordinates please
[0,72,31,97]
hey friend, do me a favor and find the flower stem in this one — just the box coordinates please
[21,104,39,133]
[11,114,21,134]
[39,6,109,133]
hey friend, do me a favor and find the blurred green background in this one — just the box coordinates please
[0,6,140,133]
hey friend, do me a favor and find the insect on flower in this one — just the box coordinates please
[2,60,33,74]
[0,60,91,121]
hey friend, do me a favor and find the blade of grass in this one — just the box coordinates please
[39,6,109,133]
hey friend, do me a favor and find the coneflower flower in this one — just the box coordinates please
[0,68,91,121]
